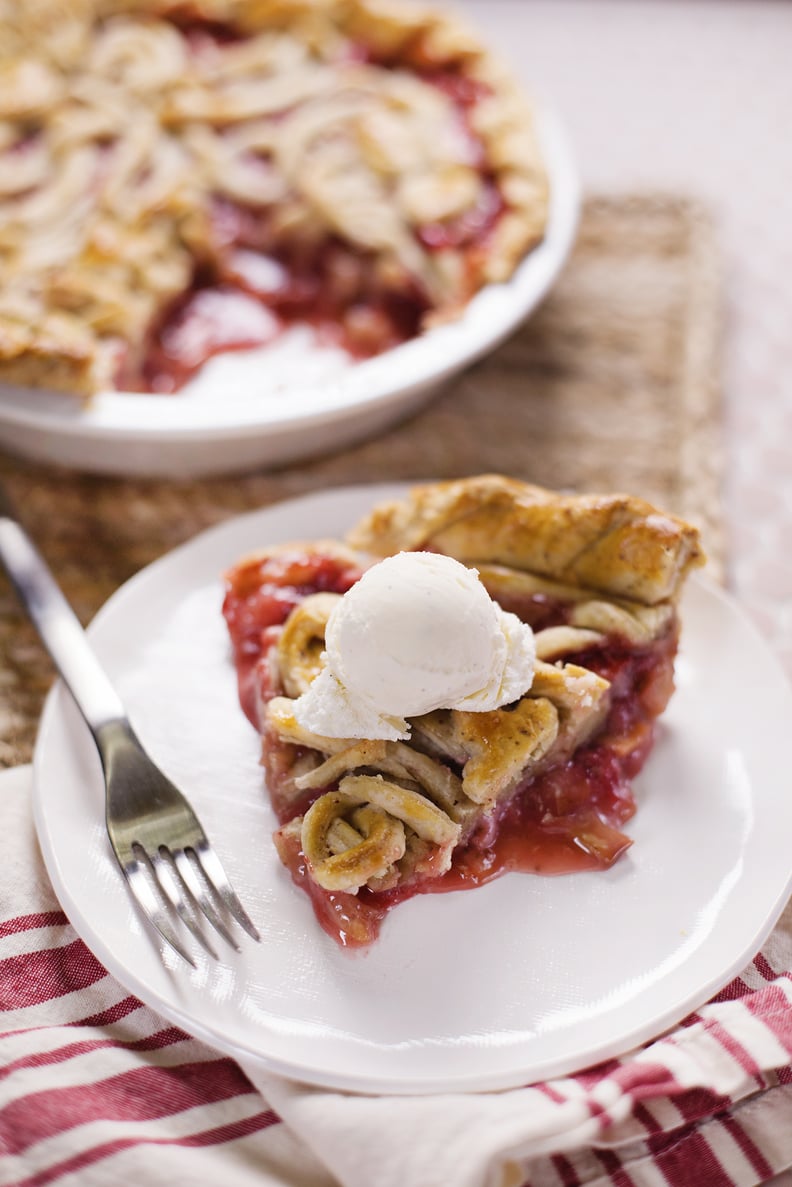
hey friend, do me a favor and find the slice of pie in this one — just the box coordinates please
[222,476,704,947]
[0,0,548,398]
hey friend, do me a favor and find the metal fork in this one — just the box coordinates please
[0,483,259,966]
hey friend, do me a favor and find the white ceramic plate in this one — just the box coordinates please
[0,107,578,480]
[32,485,792,1094]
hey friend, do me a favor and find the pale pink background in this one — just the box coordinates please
[458,0,792,676]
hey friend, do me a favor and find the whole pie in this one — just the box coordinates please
[0,0,549,397]
[222,476,705,948]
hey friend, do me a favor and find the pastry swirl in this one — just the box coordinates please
[301,792,407,893]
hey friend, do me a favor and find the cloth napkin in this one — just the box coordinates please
[3,764,792,1187]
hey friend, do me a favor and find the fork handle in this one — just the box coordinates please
[0,485,126,733]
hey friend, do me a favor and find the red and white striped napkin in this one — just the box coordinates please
[3,762,792,1187]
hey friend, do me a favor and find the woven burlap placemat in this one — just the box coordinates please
[0,193,723,767]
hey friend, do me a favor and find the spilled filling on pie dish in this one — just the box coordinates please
[0,0,548,397]
[222,477,705,948]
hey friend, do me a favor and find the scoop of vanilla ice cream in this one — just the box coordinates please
[292,551,536,741]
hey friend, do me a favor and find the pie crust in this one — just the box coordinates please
[222,477,705,947]
[0,0,549,397]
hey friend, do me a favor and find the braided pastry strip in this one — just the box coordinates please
[346,476,704,607]
[340,774,460,847]
[413,696,560,808]
[266,696,356,756]
[412,661,610,807]
[294,738,465,816]
[276,591,340,698]
[477,565,675,645]
[302,773,460,893]
[301,792,406,893]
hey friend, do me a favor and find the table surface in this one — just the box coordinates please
[456,0,792,677]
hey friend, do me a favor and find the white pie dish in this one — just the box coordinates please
[0,105,578,479]
[31,484,792,1094]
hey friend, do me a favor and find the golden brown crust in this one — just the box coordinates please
[0,312,110,398]
[412,659,609,808]
[347,475,705,607]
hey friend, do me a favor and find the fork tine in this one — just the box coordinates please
[124,859,196,968]
[194,841,261,941]
[151,850,219,960]
[174,850,241,952]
